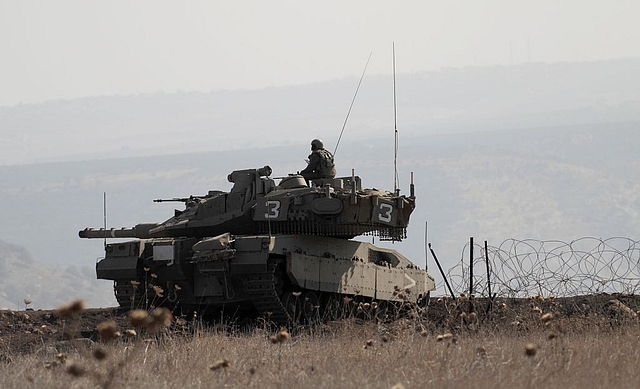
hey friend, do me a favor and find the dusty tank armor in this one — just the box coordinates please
[80,166,435,323]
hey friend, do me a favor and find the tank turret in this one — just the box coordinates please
[80,165,416,242]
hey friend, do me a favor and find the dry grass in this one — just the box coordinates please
[2,297,640,388]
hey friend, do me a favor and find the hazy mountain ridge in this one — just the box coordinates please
[0,240,113,310]
[1,59,639,166]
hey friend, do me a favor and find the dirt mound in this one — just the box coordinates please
[0,307,125,356]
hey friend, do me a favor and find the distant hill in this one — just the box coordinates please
[1,59,638,166]
[0,240,114,310]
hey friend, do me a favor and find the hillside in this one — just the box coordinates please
[0,240,113,310]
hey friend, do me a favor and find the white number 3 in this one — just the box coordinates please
[265,200,281,219]
[378,203,394,223]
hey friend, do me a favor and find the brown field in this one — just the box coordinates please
[2,294,640,389]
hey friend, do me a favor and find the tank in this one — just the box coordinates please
[80,166,435,323]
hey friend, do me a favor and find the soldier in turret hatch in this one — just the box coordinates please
[299,139,337,182]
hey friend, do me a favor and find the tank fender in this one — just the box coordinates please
[193,233,234,252]
[287,252,376,298]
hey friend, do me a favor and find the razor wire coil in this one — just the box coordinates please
[442,237,640,297]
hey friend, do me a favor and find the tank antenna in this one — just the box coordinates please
[103,191,107,248]
[393,42,399,193]
[334,52,372,157]
[424,221,428,271]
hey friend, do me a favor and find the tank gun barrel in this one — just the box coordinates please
[153,196,204,203]
[79,223,161,239]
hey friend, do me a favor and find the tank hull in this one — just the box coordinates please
[97,234,435,322]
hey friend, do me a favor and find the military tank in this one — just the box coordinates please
[80,166,435,323]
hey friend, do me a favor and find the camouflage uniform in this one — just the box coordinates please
[300,148,336,181]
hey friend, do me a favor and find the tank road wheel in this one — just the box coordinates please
[281,291,302,324]
[301,291,321,324]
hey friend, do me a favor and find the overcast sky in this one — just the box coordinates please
[1,0,639,107]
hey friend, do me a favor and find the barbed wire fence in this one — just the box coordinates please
[439,237,640,298]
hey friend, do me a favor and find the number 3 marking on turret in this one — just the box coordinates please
[378,203,394,223]
[265,200,281,219]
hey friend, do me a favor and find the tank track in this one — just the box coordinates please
[242,258,292,324]
[113,279,148,311]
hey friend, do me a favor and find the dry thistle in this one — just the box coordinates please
[55,299,85,318]
[540,313,554,323]
[365,339,374,347]
[391,383,406,389]
[209,359,230,371]
[524,343,537,357]
[147,307,173,334]
[468,312,478,324]
[128,309,150,328]
[65,360,86,377]
[92,348,108,361]
[152,285,164,298]
[437,332,455,343]
[130,280,141,288]
[124,329,137,338]
[532,306,542,314]
[97,321,121,342]
[23,298,32,308]
[271,328,291,344]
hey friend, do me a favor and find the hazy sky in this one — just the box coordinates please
[1,0,638,107]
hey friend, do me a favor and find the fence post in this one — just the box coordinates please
[469,237,474,297]
[484,240,493,313]
[428,243,456,299]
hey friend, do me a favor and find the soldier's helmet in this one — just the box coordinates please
[311,139,324,151]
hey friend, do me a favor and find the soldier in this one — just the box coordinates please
[299,139,336,182]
